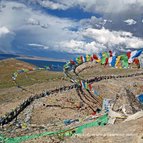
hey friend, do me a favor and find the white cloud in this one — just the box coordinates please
[58,40,106,54]
[37,0,142,39]
[27,18,49,29]
[28,43,45,47]
[124,19,137,25]
[35,0,143,14]
[0,26,10,37]
[0,1,78,53]
[28,43,49,49]
[0,1,143,56]
[0,28,15,53]
[79,16,112,30]
[82,27,143,49]
[56,27,143,54]
[38,0,68,10]
[27,18,40,25]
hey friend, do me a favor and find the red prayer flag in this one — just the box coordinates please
[127,51,131,59]
[133,58,139,65]
[90,57,93,61]
[91,111,96,116]
[105,58,108,66]
[109,50,112,57]
[93,54,98,60]
[70,60,75,65]
[80,56,83,63]
[88,84,92,91]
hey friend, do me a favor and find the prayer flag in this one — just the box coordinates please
[80,80,86,89]
[111,56,116,67]
[93,89,99,96]
[109,50,112,57]
[82,56,86,63]
[88,84,92,91]
[86,55,91,62]
[129,50,142,63]
[85,82,89,90]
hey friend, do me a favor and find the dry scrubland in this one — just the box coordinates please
[0,59,143,143]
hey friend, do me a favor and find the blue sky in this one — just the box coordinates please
[0,0,143,59]
[44,7,101,20]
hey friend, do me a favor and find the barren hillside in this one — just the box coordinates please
[0,59,143,143]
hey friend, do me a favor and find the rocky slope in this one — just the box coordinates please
[0,59,143,143]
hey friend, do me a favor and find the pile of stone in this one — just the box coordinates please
[107,88,143,124]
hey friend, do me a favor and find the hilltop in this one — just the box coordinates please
[0,59,143,143]
[0,58,65,104]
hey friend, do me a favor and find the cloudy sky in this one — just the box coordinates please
[0,0,143,59]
